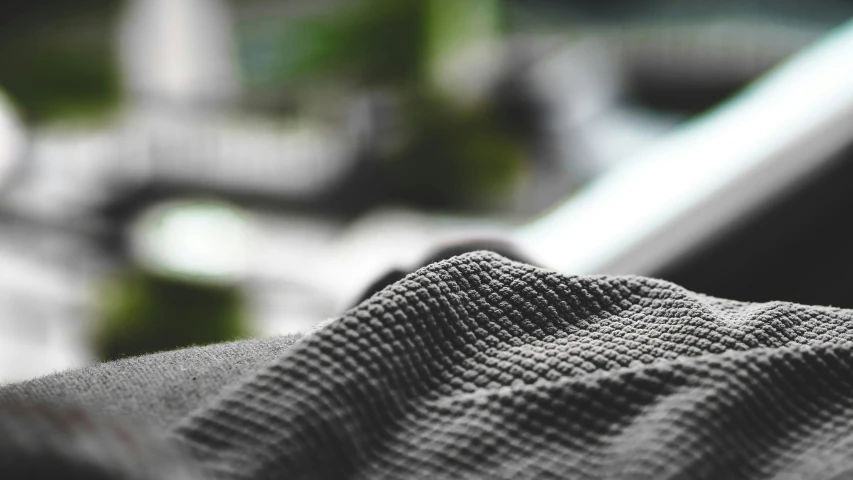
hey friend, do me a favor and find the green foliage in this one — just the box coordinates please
[262,0,523,209]
[384,96,525,209]
[241,0,427,88]
[0,1,121,124]
[0,41,120,124]
[95,270,250,361]
[235,0,528,210]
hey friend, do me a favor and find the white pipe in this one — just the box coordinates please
[517,18,853,276]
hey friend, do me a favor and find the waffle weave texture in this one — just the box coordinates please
[167,252,853,479]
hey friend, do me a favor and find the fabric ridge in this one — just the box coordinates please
[170,251,853,479]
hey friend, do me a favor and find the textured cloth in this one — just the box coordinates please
[0,400,201,479]
[2,334,303,429]
[7,251,853,479]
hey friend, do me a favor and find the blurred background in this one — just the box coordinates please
[2,0,853,383]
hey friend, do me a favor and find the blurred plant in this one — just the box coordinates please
[95,269,249,361]
[239,0,529,210]
[265,1,426,86]
[384,95,524,208]
[0,0,121,124]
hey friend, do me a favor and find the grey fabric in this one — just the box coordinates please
[1,334,302,429]
[7,251,853,479]
[0,400,202,480]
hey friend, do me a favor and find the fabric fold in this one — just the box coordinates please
[172,252,853,479]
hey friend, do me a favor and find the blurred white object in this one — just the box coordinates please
[116,113,352,198]
[120,0,239,105]
[1,125,117,222]
[132,200,252,282]
[0,243,93,385]
[0,92,25,187]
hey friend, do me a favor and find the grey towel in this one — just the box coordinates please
[6,251,853,479]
